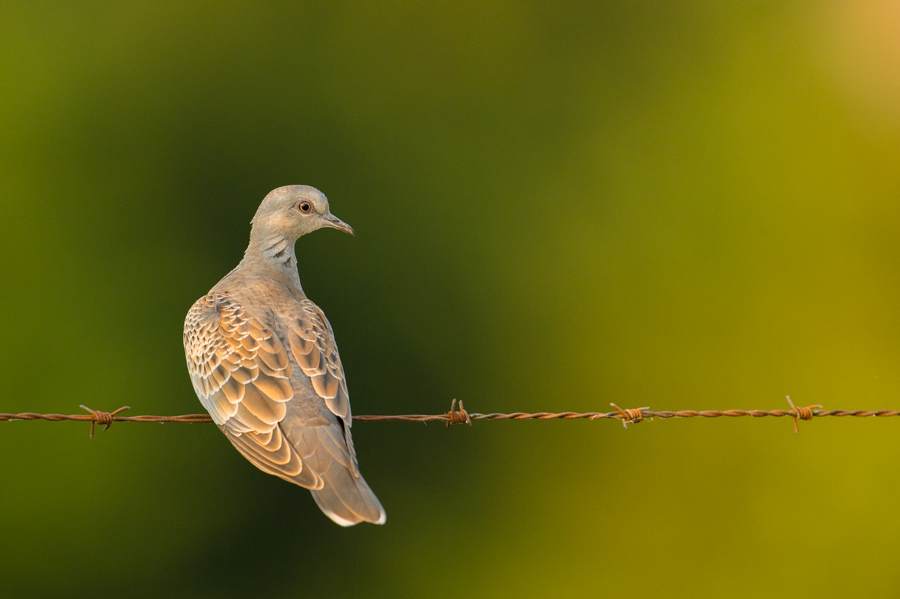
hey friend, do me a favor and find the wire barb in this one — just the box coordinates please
[609,403,650,428]
[446,399,472,428]
[786,396,822,435]
[79,405,131,439]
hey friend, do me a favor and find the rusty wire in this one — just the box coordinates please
[0,397,897,438]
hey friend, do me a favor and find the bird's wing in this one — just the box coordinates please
[280,300,386,524]
[282,301,359,467]
[283,301,351,423]
[183,292,322,489]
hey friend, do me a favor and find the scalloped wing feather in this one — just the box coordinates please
[184,293,314,486]
[285,301,351,423]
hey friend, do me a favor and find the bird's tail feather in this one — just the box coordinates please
[310,459,386,526]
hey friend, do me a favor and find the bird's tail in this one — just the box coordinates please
[284,422,386,526]
[310,460,386,526]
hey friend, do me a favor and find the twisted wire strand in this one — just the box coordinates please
[355,408,900,422]
[1,400,897,438]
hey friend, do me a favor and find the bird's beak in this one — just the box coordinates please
[323,214,355,237]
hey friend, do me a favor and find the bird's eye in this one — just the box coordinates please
[295,201,313,214]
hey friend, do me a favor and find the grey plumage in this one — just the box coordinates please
[183,185,385,526]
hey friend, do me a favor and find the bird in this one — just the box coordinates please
[183,185,386,526]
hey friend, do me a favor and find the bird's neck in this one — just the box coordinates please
[239,231,305,294]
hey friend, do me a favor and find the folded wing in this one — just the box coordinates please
[184,293,320,489]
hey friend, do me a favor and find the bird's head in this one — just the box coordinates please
[251,185,354,242]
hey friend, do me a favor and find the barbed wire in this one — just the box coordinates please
[0,397,897,438]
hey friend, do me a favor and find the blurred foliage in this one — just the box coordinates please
[1,1,899,597]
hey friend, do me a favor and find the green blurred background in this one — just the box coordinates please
[1,1,899,597]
